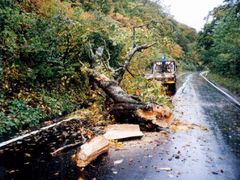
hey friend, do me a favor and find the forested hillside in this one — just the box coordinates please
[0,0,197,135]
[197,0,240,93]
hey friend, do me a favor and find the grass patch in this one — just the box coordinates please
[207,72,240,96]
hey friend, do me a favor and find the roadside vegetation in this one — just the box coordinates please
[207,73,240,97]
[178,60,201,73]
[197,0,240,93]
[0,0,197,136]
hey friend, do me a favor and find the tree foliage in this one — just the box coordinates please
[197,1,240,77]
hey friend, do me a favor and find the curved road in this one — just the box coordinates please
[0,73,239,180]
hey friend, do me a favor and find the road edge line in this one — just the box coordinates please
[200,71,240,109]
[0,117,77,148]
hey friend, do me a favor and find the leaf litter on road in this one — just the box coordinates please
[170,120,208,132]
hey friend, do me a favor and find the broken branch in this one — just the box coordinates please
[51,141,82,156]
[100,38,115,73]
[115,43,155,84]
[126,67,135,77]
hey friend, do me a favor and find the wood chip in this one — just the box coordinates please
[104,124,143,140]
[156,167,172,171]
[114,159,123,165]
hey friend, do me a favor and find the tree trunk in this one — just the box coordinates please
[88,70,173,129]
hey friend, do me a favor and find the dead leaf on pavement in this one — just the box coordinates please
[170,120,208,132]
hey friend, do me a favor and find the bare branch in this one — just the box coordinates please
[102,39,111,62]
[85,42,97,68]
[126,67,135,78]
[89,37,115,73]
[51,141,82,156]
[100,38,115,73]
[115,43,155,84]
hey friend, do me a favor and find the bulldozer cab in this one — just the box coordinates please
[152,61,176,74]
[149,60,177,95]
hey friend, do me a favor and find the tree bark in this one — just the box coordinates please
[88,70,173,128]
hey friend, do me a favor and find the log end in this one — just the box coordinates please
[136,104,174,128]
[74,136,109,168]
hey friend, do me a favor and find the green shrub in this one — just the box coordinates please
[9,100,47,128]
[0,100,47,135]
[41,92,75,117]
[0,112,16,135]
[180,61,198,72]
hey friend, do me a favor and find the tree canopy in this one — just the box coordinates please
[197,0,240,77]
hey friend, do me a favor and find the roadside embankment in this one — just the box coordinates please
[206,72,240,99]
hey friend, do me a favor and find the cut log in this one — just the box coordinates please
[104,124,143,140]
[75,136,109,168]
[88,70,174,128]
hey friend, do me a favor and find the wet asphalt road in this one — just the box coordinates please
[0,72,240,180]
[79,73,240,180]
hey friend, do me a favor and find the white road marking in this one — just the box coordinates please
[200,71,240,108]
[0,117,76,148]
[175,73,192,97]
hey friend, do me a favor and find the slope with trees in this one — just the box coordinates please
[0,0,197,136]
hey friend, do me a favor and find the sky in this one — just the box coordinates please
[162,0,223,31]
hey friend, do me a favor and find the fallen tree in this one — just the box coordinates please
[84,40,174,129]
[73,41,174,169]
[88,70,173,128]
